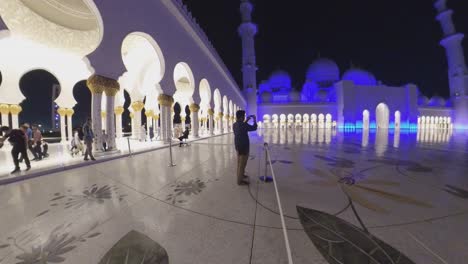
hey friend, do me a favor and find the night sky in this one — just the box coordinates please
[185,0,468,97]
[8,0,468,129]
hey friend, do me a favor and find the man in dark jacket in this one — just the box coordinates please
[0,125,31,173]
[233,110,257,185]
[178,127,190,147]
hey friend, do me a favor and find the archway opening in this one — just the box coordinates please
[19,69,60,132]
[363,109,370,129]
[122,90,131,133]
[72,80,91,131]
[395,110,401,128]
[376,103,389,129]
[173,62,195,108]
[185,105,191,127]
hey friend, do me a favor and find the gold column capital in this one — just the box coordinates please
[145,110,154,117]
[157,94,174,106]
[131,101,145,112]
[218,112,224,118]
[207,109,214,116]
[9,105,22,115]
[114,106,124,115]
[65,108,74,117]
[57,107,67,117]
[189,104,200,112]
[0,104,10,115]
[153,114,160,120]
[129,112,135,119]
[87,74,117,94]
[101,111,107,119]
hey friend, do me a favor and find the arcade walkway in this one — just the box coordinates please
[0,130,467,263]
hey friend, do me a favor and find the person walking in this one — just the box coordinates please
[82,118,96,161]
[19,123,33,163]
[233,110,257,185]
[101,130,108,151]
[70,129,83,156]
[149,126,154,141]
[0,125,31,173]
[31,124,43,161]
[140,125,146,142]
[178,127,190,147]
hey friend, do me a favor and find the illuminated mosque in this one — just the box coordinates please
[0,0,467,150]
[242,0,468,130]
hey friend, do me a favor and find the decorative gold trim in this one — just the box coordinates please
[207,109,214,116]
[104,86,120,97]
[131,101,145,112]
[57,107,67,117]
[101,111,107,118]
[145,110,154,117]
[87,74,119,94]
[0,104,10,115]
[218,112,224,118]
[157,94,174,106]
[189,104,200,112]
[153,114,160,120]
[114,106,124,115]
[129,112,135,119]
[9,105,22,115]
[65,108,75,117]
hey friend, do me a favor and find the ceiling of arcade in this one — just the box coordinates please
[0,0,102,56]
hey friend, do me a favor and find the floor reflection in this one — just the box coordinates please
[258,126,457,156]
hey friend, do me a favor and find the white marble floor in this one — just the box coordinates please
[0,133,217,183]
[0,128,467,263]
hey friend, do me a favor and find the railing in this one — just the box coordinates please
[263,142,294,264]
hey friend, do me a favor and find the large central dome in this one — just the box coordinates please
[306,58,340,83]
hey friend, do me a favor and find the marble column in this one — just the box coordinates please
[130,112,135,138]
[200,117,206,135]
[57,108,67,143]
[131,101,144,140]
[104,84,119,150]
[218,113,224,134]
[190,104,200,138]
[0,104,9,127]
[227,115,231,132]
[101,111,106,131]
[87,75,110,151]
[8,105,21,129]
[114,106,124,139]
[153,113,162,140]
[145,110,154,140]
[160,107,167,142]
[208,109,215,136]
[158,94,174,143]
[66,108,74,141]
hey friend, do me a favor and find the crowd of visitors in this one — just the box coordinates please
[0,123,50,174]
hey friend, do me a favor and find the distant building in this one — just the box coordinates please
[240,0,467,130]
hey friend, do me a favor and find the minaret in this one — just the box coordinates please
[434,0,468,127]
[238,0,258,116]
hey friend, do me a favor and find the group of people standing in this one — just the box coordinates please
[0,123,48,173]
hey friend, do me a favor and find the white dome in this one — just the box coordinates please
[289,90,301,102]
[418,95,429,106]
[260,92,272,103]
[428,96,446,107]
[342,68,377,86]
[314,89,330,102]
[269,70,292,92]
[306,58,340,82]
